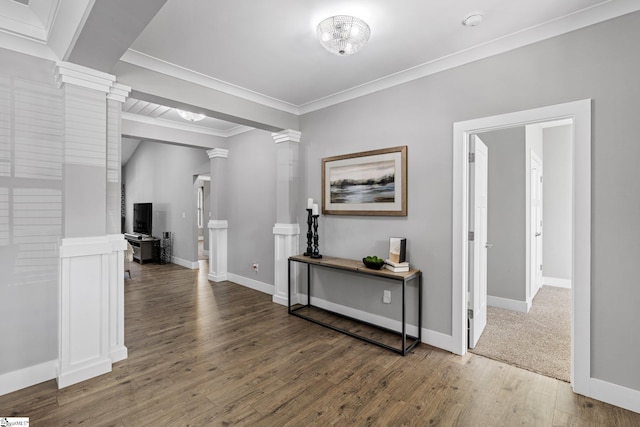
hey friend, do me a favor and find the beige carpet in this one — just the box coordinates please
[470,285,571,382]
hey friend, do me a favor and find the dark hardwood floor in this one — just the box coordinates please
[1,260,639,426]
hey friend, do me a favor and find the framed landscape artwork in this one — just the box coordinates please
[322,146,407,216]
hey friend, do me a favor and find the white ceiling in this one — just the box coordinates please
[1,0,638,130]
[127,0,617,109]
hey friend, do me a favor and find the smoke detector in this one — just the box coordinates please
[463,12,484,27]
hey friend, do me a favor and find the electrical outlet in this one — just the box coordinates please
[252,262,259,273]
[383,290,391,304]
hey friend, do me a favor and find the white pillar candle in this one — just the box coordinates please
[307,198,314,209]
[312,204,319,216]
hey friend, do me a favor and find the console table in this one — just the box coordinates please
[288,255,422,355]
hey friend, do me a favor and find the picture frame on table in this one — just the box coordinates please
[321,145,407,216]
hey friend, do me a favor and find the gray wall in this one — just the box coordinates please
[123,141,209,263]
[478,128,526,302]
[225,129,277,285]
[543,125,572,281]
[300,12,640,390]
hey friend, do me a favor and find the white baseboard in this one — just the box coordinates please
[488,295,530,313]
[422,328,458,354]
[171,256,199,269]
[588,377,640,414]
[227,273,274,296]
[110,346,128,363]
[57,358,112,389]
[0,360,57,396]
[273,294,288,306]
[543,276,572,288]
[208,272,228,282]
[305,297,457,353]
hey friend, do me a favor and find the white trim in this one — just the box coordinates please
[107,82,131,103]
[120,49,300,114]
[227,273,274,295]
[306,297,457,352]
[487,295,530,313]
[0,359,57,397]
[452,100,591,398]
[0,29,57,60]
[122,112,252,138]
[273,223,300,235]
[273,223,300,306]
[310,297,420,337]
[208,219,229,229]
[543,277,572,289]
[422,329,458,354]
[206,148,229,159]
[57,359,112,389]
[208,220,228,282]
[120,4,638,114]
[272,129,301,144]
[588,378,640,415]
[54,61,116,92]
[171,256,200,270]
[208,271,228,282]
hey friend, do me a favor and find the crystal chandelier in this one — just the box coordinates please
[176,109,205,122]
[317,15,371,56]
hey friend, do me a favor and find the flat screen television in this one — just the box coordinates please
[133,203,152,236]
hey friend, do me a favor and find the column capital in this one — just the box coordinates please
[272,129,301,144]
[107,82,132,103]
[207,148,229,159]
[54,61,116,93]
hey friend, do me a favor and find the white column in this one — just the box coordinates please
[207,148,229,282]
[208,220,228,282]
[272,130,301,306]
[106,83,131,235]
[54,62,129,388]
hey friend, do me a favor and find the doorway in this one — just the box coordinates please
[468,122,572,381]
[452,99,591,395]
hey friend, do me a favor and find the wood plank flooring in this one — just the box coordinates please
[1,261,639,426]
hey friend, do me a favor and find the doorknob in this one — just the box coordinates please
[535,232,541,237]
[485,243,494,249]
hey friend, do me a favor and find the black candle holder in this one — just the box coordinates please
[303,208,313,256]
[310,215,322,259]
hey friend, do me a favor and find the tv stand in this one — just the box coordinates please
[125,234,158,264]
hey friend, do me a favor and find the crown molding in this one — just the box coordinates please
[298,0,640,114]
[119,2,639,117]
[121,111,252,138]
[120,49,300,115]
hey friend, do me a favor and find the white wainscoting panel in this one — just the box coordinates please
[208,220,228,282]
[58,235,127,388]
[273,223,299,306]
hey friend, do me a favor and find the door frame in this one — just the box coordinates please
[452,99,591,395]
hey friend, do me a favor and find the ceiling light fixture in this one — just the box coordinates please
[317,15,371,56]
[176,109,206,122]
[462,12,484,27]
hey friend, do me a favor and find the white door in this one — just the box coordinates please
[469,135,489,349]
[530,152,543,297]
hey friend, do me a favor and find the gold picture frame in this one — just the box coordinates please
[322,146,407,216]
